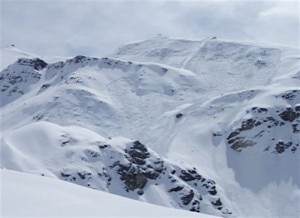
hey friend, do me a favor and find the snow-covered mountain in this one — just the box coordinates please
[1,36,299,217]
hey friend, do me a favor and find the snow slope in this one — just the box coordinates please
[113,36,284,95]
[1,36,299,217]
[1,121,231,216]
[0,45,66,71]
[1,169,219,217]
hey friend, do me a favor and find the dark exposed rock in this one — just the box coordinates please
[99,144,110,149]
[121,172,147,190]
[144,171,160,179]
[212,198,222,207]
[279,90,300,101]
[213,132,222,137]
[61,172,71,177]
[61,140,69,146]
[132,141,148,152]
[176,113,183,119]
[39,84,51,93]
[231,139,256,151]
[180,170,196,181]
[208,186,217,195]
[275,141,292,154]
[168,186,184,192]
[227,103,299,153]
[17,58,48,70]
[264,146,270,152]
[7,76,22,85]
[128,149,149,161]
[137,189,144,195]
[255,107,268,113]
[209,189,217,195]
[116,141,165,190]
[240,119,256,131]
[33,114,44,121]
[33,59,48,70]
[78,172,91,180]
[279,108,299,122]
[227,131,240,140]
[127,141,150,165]
[73,55,87,63]
[291,144,299,153]
[131,156,146,165]
[292,124,300,133]
[162,67,168,73]
[181,190,194,205]
[85,149,100,158]
[190,199,200,212]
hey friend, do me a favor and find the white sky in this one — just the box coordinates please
[1,0,299,57]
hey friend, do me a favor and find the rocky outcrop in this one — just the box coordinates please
[279,107,300,122]
[57,140,231,215]
[0,59,45,106]
[17,58,48,70]
[226,103,300,154]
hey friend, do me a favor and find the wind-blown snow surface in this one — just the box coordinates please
[1,169,218,217]
[1,36,300,217]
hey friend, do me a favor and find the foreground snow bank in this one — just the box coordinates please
[1,169,219,217]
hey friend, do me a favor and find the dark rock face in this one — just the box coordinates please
[226,103,300,154]
[208,187,217,195]
[230,139,256,152]
[212,198,222,206]
[59,169,93,183]
[226,118,258,152]
[292,124,300,133]
[17,58,48,70]
[73,55,87,64]
[66,55,98,65]
[240,118,256,131]
[275,141,293,154]
[168,185,184,192]
[0,60,43,106]
[176,113,183,119]
[128,141,150,164]
[180,169,201,181]
[55,140,231,215]
[121,172,147,190]
[277,90,300,102]
[181,190,195,205]
[118,141,164,190]
[279,108,300,122]
[180,170,196,181]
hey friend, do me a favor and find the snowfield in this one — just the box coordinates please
[1,169,218,217]
[1,36,299,217]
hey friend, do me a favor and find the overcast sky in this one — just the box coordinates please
[1,0,299,57]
